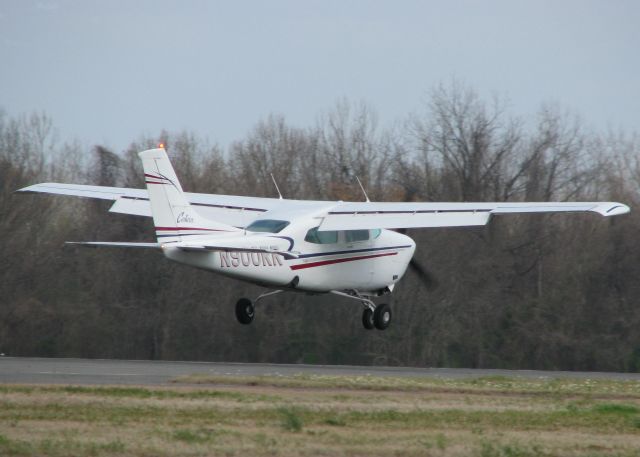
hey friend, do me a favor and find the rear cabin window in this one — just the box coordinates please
[245,219,290,233]
[345,229,369,242]
[305,227,338,244]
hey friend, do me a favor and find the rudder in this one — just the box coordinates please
[139,147,240,242]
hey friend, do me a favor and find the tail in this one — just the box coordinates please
[139,147,241,243]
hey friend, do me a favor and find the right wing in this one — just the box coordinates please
[319,201,630,230]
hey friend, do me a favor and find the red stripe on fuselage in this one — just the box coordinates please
[289,252,397,270]
[144,173,167,180]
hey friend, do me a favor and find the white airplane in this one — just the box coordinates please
[18,147,630,330]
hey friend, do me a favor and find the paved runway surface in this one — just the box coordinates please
[2,357,640,385]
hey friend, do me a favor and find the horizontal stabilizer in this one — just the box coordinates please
[66,241,161,249]
[177,244,298,260]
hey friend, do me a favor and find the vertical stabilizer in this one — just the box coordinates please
[139,147,240,243]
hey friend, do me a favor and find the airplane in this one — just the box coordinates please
[17,147,630,330]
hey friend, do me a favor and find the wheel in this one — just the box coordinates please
[373,303,392,330]
[362,308,374,330]
[235,298,254,324]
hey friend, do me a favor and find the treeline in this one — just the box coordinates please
[1,83,639,371]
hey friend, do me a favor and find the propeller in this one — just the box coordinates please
[409,258,439,291]
[397,227,439,291]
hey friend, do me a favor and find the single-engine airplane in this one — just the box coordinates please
[18,147,630,330]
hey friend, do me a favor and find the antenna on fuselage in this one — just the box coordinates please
[270,173,283,200]
[355,176,370,202]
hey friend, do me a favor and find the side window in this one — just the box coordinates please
[345,229,369,242]
[305,227,338,244]
[245,219,290,233]
[371,229,382,239]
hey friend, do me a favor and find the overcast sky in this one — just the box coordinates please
[1,0,638,152]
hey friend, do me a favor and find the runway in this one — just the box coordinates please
[2,357,640,385]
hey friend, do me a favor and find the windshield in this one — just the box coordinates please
[245,219,290,233]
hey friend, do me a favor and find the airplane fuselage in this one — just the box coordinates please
[163,218,415,293]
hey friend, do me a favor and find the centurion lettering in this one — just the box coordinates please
[219,252,283,268]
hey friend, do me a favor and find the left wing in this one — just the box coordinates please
[319,201,630,230]
[17,182,288,227]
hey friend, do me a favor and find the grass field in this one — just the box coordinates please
[2,374,640,456]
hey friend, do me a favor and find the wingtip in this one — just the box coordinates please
[14,183,58,194]
[594,203,631,216]
[607,204,631,216]
[14,184,34,193]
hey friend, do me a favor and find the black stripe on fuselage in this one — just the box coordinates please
[328,209,492,215]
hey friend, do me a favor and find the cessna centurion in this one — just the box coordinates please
[18,147,630,330]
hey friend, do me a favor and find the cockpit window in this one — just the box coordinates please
[371,228,382,239]
[305,227,338,244]
[345,229,369,242]
[245,219,290,233]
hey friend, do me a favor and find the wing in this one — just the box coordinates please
[319,201,630,230]
[17,182,285,227]
[17,182,148,200]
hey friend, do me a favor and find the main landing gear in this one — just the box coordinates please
[235,298,255,324]
[235,289,392,330]
[330,290,392,331]
[235,290,284,325]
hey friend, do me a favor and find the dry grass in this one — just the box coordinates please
[1,375,640,456]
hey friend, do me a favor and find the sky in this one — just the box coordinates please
[1,0,638,153]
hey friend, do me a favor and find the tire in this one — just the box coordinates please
[373,303,392,330]
[235,298,254,324]
[362,308,374,330]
